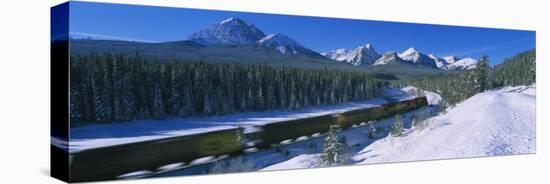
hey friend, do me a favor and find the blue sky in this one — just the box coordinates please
[66,1,535,65]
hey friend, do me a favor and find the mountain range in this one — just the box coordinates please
[70,17,478,72]
[187,17,478,70]
[323,46,478,70]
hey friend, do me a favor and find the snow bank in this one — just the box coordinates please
[354,85,535,164]
[261,154,320,171]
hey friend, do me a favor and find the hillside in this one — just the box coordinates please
[262,85,535,169]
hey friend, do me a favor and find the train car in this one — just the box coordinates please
[335,107,384,128]
[379,97,428,117]
[255,113,337,147]
[336,97,427,128]
[257,97,428,146]
[69,96,428,182]
[69,127,243,182]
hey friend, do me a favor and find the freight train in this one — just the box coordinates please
[69,96,428,182]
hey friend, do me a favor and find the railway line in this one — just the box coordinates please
[69,97,428,182]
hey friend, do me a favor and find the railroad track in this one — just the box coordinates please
[68,97,428,182]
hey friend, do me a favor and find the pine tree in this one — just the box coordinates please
[319,124,348,166]
[367,121,377,139]
[69,53,379,126]
[474,55,490,93]
[390,114,404,137]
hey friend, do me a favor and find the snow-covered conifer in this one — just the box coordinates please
[319,124,348,166]
[390,114,404,137]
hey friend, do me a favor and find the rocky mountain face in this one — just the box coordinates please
[187,17,266,46]
[256,33,319,56]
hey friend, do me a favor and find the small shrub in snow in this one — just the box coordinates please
[209,156,253,174]
[438,101,449,114]
[412,117,429,132]
[367,121,377,139]
[309,143,318,153]
[390,114,404,137]
[419,119,431,131]
[415,88,425,97]
[275,146,281,153]
[284,150,290,157]
[415,109,431,122]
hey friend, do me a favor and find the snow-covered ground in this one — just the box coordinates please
[65,98,388,152]
[261,85,535,170]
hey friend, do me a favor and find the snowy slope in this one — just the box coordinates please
[261,85,534,170]
[321,44,381,66]
[256,33,318,56]
[354,85,535,164]
[428,54,449,69]
[262,154,320,171]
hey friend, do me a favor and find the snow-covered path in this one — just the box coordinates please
[354,85,536,164]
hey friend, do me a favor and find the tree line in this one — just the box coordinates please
[491,49,536,88]
[396,49,535,106]
[70,53,377,126]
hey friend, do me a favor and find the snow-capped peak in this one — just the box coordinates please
[187,17,266,46]
[398,47,421,62]
[321,43,381,66]
[401,47,419,56]
[398,47,437,68]
[374,52,403,65]
[257,33,316,55]
[359,44,373,50]
[443,56,460,63]
[428,53,449,69]
[445,57,478,70]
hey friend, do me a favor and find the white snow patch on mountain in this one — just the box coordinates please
[321,44,381,66]
[257,33,315,55]
[445,57,478,70]
[374,52,403,65]
[428,54,449,69]
[443,56,459,63]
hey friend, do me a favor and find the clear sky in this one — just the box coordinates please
[66,1,535,65]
